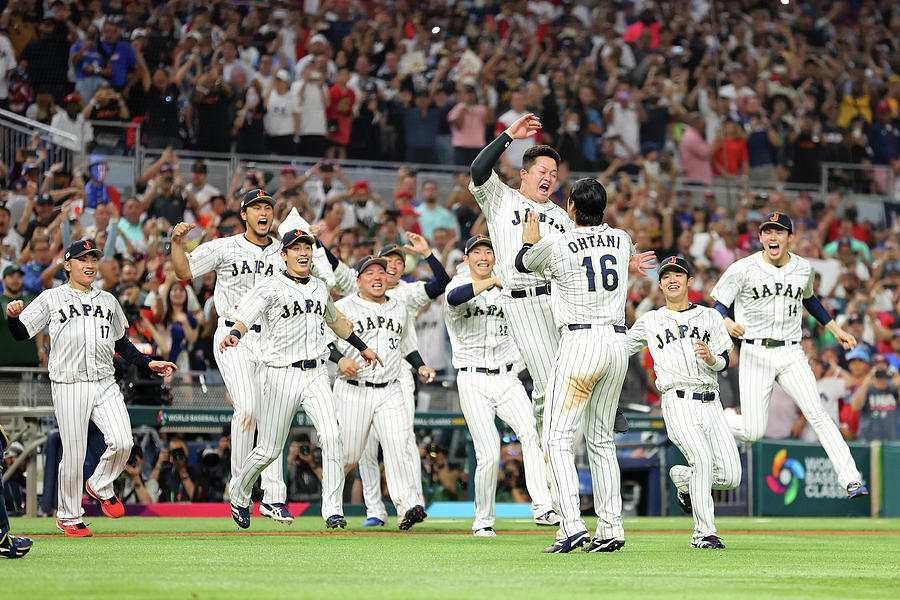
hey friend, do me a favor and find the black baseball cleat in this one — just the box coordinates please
[691,535,725,549]
[614,408,629,434]
[231,504,250,529]
[541,530,590,553]
[0,531,33,558]
[676,491,693,515]
[325,515,347,529]
[399,505,427,530]
[582,537,625,553]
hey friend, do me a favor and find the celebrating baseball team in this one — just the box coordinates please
[3,113,872,558]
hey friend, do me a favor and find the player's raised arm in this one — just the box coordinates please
[170,222,197,280]
[625,314,650,356]
[470,113,541,187]
[404,232,451,299]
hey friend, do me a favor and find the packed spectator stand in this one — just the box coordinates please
[1,1,899,516]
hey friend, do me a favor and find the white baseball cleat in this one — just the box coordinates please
[473,527,497,537]
[534,510,560,526]
[259,502,295,523]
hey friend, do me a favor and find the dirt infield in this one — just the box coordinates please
[29,529,900,539]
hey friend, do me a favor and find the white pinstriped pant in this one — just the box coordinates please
[52,377,133,525]
[214,327,286,504]
[458,369,553,530]
[358,369,424,522]
[734,343,861,487]
[230,365,344,519]
[334,378,417,518]
[502,293,560,437]
[662,389,741,543]
[544,329,627,540]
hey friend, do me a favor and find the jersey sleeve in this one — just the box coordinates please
[626,314,650,356]
[522,235,557,276]
[111,299,128,340]
[706,309,734,356]
[402,281,430,309]
[802,264,815,299]
[467,170,504,221]
[232,281,269,328]
[324,294,338,324]
[17,292,51,338]
[187,238,224,278]
[444,277,470,314]
[710,261,744,307]
[331,260,358,297]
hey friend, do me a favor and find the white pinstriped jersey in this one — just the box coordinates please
[469,171,572,290]
[443,273,519,369]
[626,304,733,392]
[333,294,416,383]
[523,225,634,330]
[710,252,814,342]
[232,272,337,367]
[332,261,430,309]
[19,284,127,383]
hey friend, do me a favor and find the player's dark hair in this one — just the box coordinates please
[521,145,560,173]
[568,178,607,227]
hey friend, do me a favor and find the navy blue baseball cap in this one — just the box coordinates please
[281,228,316,249]
[465,234,492,254]
[65,239,103,261]
[658,255,692,279]
[759,211,793,233]
[240,188,275,210]
[355,255,388,276]
[378,243,405,260]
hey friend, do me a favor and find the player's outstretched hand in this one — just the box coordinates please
[724,318,745,338]
[404,232,431,257]
[629,249,656,277]
[418,366,436,384]
[309,222,327,237]
[172,222,196,243]
[219,335,240,352]
[505,113,542,140]
[522,210,541,244]
[6,300,24,318]
[338,357,362,376]
[833,327,856,350]
[149,360,177,377]
[360,348,383,368]
[694,340,715,366]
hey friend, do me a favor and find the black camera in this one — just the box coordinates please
[312,447,322,468]
[170,447,187,462]
[300,444,311,456]
[122,300,142,325]
[201,448,219,469]
[875,369,889,379]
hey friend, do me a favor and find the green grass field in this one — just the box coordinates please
[3,516,899,599]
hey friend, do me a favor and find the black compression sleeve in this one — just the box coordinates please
[423,253,451,299]
[515,244,534,273]
[720,351,730,370]
[7,316,30,341]
[802,295,833,326]
[346,332,368,352]
[405,351,426,370]
[446,284,475,307]
[328,343,345,364]
[471,132,513,186]
[320,241,340,271]
[115,335,153,369]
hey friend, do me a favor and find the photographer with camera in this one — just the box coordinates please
[115,444,151,504]
[147,438,208,502]
[850,360,899,442]
[423,443,465,503]
[286,433,323,503]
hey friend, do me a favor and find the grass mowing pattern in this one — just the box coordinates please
[3,516,899,599]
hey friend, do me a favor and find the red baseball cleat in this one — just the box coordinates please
[85,481,125,518]
[56,520,92,537]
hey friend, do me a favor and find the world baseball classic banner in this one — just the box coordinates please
[752,440,870,517]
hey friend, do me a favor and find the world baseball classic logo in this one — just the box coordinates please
[766,448,806,505]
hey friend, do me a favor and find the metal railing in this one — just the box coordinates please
[0,108,82,173]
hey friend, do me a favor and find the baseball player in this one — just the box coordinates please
[1,423,32,557]
[445,234,558,536]
[469,113,651,435]
[627,256,741,549]
[710,211,868,498]
[6,240,175,537]
[330,255,435,530]
[517,178,652,554]
[218,229,381,529]
[320,235,449,527]
[172,189,295,523]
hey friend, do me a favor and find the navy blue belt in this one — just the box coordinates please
[744,339,796,348]
[676,390,717,402]
[460,364,514,375]
[568,324,626,334]
[225,320,261,333]
[347,379,392,389]
[510,283,550,299]
[292,359,323,370]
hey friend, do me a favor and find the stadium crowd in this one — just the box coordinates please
[2,0,900,514]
